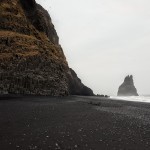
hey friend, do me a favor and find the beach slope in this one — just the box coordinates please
[0,96,150,150]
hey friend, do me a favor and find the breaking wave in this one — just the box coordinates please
[110,96,150,103]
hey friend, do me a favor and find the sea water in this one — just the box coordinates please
[110,95,150,103]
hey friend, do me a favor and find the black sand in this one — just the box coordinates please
[0,96,150,150]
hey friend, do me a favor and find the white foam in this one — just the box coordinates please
[110,96,150,103]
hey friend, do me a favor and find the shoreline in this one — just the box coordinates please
[0,94,149,103]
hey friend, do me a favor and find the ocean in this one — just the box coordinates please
[110,95,150,103]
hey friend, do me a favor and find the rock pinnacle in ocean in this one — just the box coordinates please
[117,75,139,96]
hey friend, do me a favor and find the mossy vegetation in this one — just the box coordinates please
[0,0,68,95]
[0,0,93,96]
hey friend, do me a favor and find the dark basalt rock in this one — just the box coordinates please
[117,75,139,96]
[0,0,93,96]
[20,0,36,10]
[20,0,59,45]
[66,68,94,96]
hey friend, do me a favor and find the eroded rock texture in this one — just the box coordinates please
[0,0,93,96]
[117,75,139,96]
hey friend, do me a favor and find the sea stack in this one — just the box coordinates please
[117,75,139,96]
[0,0,93,96]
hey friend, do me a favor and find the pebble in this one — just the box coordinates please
[74,145,78,148]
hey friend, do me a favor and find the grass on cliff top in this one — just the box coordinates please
[0,1,68,64]
[0,1,23,17]
[0,31,37,40]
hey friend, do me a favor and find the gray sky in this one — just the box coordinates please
[37,0,150,96]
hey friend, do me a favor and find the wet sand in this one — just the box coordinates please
[0,95,150,150]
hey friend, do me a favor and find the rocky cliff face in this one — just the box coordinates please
[20,0,59,45]
[0,0,93,96]
[117,75,139,96]
[66,68,94,96]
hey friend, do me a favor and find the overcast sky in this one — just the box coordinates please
[37,0,150,96]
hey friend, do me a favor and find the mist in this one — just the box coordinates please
[37,0,150,96]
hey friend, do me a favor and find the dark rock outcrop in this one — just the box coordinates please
[66,68,94,96]
[0,0,93,96]
[117,75,139,96]
[20,0,59,44]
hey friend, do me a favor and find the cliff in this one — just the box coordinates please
[0,0,93,96]
[67,68,94,96]
[117,75,139,96]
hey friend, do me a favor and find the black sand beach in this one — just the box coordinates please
[0,96,150,150]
